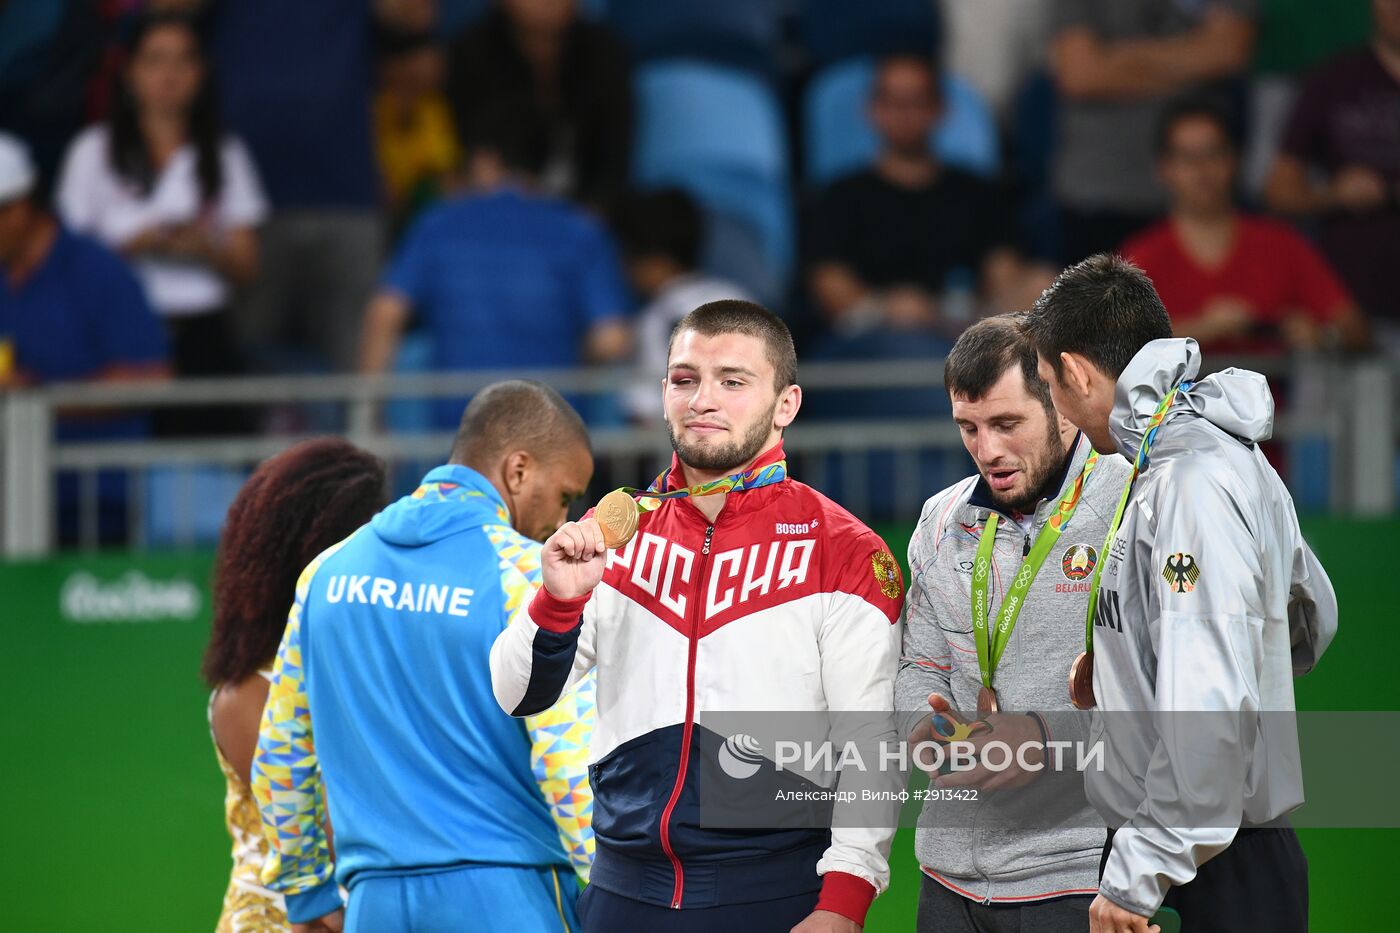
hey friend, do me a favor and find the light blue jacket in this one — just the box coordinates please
[252,465,594,922]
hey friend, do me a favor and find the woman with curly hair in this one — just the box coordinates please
[202,438,386,933]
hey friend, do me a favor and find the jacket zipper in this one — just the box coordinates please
[658,521,714,909]
[970,515,1009,903]
[975,510,1039,903]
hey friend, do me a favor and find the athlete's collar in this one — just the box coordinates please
[417,463,512,523]
[1109,337,1201,459]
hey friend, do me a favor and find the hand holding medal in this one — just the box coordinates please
[911,693,991,777]
[541,514,609,601]
[554,460,790,607]
[924,694,1047,790]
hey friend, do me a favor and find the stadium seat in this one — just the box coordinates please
[802,328,961,521]
[1011,71,1056,190]
[803,57,1001,186]
[577,0,608,20]
[635,61,788,178]
[605,0,782,74]
[802,328,954,421]
[798,0,940,67]
[634,60,793,281]
[701,209,786,310]
[437,0,489,36]
[1010,71,1063,261]
[143,464,248,548]
[383,331,462,497]
[384,331,436,434]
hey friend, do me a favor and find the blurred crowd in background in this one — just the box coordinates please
[0,0,1396,443]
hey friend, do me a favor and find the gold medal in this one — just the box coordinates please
[595,488,639,549]
[597,459,788,550]
[1068,651,1096,710]
[976,685,999,715]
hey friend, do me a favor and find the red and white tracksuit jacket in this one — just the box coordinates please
[490,443,905,925]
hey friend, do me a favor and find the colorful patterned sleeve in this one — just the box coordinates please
[250,549,344,923]
[488,524,597,882]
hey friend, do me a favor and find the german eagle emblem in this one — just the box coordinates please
[1162,553,1200,593]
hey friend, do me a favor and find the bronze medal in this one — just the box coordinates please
[976,685,998,715]
[1068,651,1096,710]
[595,489,639,549]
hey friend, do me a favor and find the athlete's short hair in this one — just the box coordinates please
[1021,254,1173,380]
[669,299,797,393]
[450,380,588,468]
[944,313,1053,412]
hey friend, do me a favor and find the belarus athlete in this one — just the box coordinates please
[490,300,905,932]
[897,314,1132,932]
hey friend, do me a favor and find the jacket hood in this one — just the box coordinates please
[371,464,512,548]
[1109,338,1274,459]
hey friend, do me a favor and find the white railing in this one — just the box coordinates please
[1,356,1390,557]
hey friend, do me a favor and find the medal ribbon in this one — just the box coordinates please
[970,451,1100,692]
[1082,383,1190,653]
[613,459,788,515]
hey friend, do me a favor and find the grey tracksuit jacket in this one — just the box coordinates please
[1090,338,1338,917]
[896,432,1134,903]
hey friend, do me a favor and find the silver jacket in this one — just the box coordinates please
[1090,338,1338,916]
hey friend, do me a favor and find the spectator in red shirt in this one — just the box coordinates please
[1121,98,1369,358]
